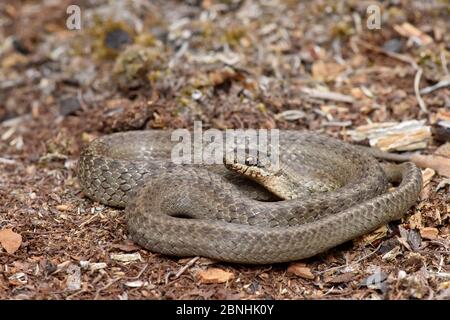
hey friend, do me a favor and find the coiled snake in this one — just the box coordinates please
[78,130,422,264]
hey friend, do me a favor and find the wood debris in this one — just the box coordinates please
[348,120,431,152]
[196,268,235,284]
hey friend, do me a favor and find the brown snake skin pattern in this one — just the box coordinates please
[78,131,422,264]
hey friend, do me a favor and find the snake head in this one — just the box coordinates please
[223,148,278,180]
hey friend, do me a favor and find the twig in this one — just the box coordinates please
[420,78,450,94]
[126,264,148,280]
[441,50,449,75]
[414,68,427,112]
[79,213,99,228]
[0,157,17,165]
[174,257,200,279]
[66,289,87,300]
[356,40,418,68]
[165,256,200,284]
[317,243,382,275]
[301,88,355,104]
[94,277,121,300]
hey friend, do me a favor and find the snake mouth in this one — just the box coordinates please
[168,212,195,219]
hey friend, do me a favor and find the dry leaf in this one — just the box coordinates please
[435,109,450,122]
[361,225,388,245]
[197,268,234,284]
[287,262,315,280]
[421,168,436,187]
[110,242,141,252]
[407,211,423,229]
[326,272,355,284]
[0,228,22,254]
[420,227,439,240]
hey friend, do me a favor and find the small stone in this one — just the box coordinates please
[191,90,203,100]
[382,38,404,53]
[407,229,422,251]
[105,28,133,50]
[59,96,81,116]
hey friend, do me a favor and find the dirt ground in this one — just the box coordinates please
[0,0,449,300]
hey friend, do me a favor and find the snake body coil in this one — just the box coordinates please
[78,131,422,264]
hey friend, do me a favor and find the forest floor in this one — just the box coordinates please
[0,0,449,300]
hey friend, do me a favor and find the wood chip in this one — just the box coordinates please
[55,204,72,211]
[0,229,22,254]
[287,262,315,280]
[312,61,345,82]
[197,268,235,284]
[420,227,439,240]
[124,280,146,288]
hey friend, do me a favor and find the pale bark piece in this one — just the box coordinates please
[197,268,234,284]
[348,120,431,152]
[66,264,81,291]
[110,252,142,262]
[0,229,22,254]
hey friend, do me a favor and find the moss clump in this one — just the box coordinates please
[89,19,135,60]
[113,45,166,90]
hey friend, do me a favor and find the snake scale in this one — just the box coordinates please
[78,130,422,264]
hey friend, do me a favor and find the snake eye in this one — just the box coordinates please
[245,156,256,166]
